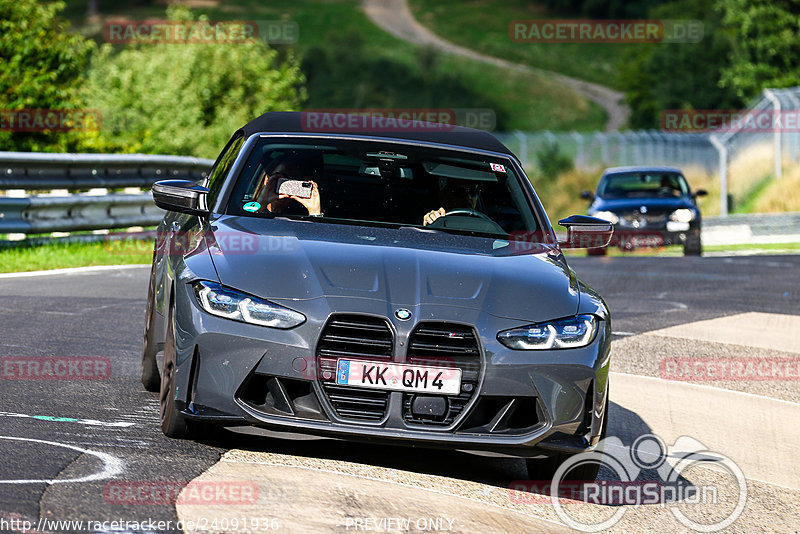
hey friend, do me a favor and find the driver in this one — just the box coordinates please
[252,154,322,216]
[659,174,681,197]
[423,179,481,226]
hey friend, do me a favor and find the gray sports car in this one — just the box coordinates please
[142,112,613,479]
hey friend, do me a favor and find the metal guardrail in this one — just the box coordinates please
[0,152,214,236]
[703,211,800,246]
[0,194,164,233]
[0,152,214,190]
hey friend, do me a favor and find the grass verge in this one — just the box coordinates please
[0,240,152,274]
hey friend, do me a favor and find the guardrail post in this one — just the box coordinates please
[763,89,783,179]
[710,134,728,217]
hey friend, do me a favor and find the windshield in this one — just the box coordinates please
[225,137,540,238]
[598,172,690,199]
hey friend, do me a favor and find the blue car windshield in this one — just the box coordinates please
[598,172,689,199]
[225,137,541,238]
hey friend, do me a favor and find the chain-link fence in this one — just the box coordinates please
[497,130,717,173]
[498,86,800,217]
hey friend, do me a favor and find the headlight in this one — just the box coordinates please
[192,281,305,329]
[669,209,695,223]
[592,211,619,224]
[497,315,598,350]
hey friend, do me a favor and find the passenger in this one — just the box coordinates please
[253,155,322,216]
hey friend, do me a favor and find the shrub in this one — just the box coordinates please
[82,6,306,157]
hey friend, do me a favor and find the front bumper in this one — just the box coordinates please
[169,281,611,458]
[609,224,700,249]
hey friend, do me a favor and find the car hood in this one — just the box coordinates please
[592,196,694,213]
[201,216,580,322]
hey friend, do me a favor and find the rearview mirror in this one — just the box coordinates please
[152,180,210,216]
[558,215,613,249]
[693,189,708,198]
[580,190,595,201]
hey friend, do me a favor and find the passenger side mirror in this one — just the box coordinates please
[152,180,210,217]
[580,190,595,201]
[693,189,708,198]
[558,215,613,249]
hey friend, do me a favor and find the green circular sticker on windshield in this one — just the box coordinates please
[243,201,261,212]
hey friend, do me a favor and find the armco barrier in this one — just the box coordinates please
[0,152,213,237]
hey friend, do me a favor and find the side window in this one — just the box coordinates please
[206,134,245,209]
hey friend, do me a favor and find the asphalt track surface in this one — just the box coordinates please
[0,256,798,533]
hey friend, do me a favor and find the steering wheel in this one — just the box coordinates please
[428,208,506,234]
[431,208,494,224]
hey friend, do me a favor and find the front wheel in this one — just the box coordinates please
[683,231,702,256]
[141,262,161,392]
[160,293,191,438]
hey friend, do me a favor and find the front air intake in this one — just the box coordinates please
[316,314,393,422]
[403,322,482,426]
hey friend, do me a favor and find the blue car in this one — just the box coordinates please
[581,166,707,256]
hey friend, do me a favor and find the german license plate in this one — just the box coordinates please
[335,359,462,395]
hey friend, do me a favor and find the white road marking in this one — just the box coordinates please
[0,436,124,484]
[0,264,148,279]
[610,371,800,407]
[0,412,135,428]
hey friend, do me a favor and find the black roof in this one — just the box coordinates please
[238,111,515,157]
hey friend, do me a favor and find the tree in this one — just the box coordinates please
[82,6,306,157]
[0,0,95,151]
[718,0,800,100]
[617,0,740,128]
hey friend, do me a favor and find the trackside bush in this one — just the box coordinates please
[82,6,306,157]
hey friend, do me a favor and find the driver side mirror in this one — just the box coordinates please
[580,190,595,201]
[693,189,708,198]
[558,215,613,249]
[152,180,210,217]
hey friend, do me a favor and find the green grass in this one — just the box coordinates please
[409,0,633,89]
[0,240,152,273]
[563,241,800,257]
[61,0,605,131]
[1,236,796,275]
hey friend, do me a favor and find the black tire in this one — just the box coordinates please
[526,395,609,482]
[683,231,702,256]
[141,262,161,392]
[160,293,191,438]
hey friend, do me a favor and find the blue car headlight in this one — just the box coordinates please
[192,281,305,329]
[497,315,598,350]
